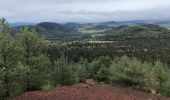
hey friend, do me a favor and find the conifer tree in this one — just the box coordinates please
[17,27,50,90]
[0,18,22,99]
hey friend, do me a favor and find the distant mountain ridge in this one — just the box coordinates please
[11,20,170,39]
[10,20,170,27]
[99,20,170,26]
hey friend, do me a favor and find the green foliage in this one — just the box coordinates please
[16,27,50,91]
[144,61,168,93]
[72,60,88,83]
[51,55,74,86]
[0,17,10,33]
[108,24,170,39]
[1,18,170,98]
[90,56,112,83]
[110,56,170,96]
[110,57,146,87]
[51,57,89,86]
[7,62,28,97]
[0,18,25,99]
[28,55,51,90]
[0,19,53,99]
[17,27,45,57]
[160,79,170,96]
[0,68,5,99]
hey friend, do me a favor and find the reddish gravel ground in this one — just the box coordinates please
[13,83,170,100]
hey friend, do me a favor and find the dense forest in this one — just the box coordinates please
[0,18,170,100]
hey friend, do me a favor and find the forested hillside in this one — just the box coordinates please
[11,21,170,40]
[1,18,170,100]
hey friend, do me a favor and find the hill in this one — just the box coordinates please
[11,22,170,39]
[106,24,170,38]
[37,22,64,31]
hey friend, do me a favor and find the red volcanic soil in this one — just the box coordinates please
[13,83,170,100]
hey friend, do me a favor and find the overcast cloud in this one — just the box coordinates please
[0,0,170,23]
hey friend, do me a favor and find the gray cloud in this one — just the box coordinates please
[0,0,170,23]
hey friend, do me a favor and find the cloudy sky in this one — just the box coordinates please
[0,0,170,23]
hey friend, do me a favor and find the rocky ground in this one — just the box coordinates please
[13,80,170,100]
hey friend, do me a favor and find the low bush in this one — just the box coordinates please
[110,56,170,96]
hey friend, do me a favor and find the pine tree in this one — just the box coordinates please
[0,18,22,99]
[17,27,50,91]
[52,55,73,86]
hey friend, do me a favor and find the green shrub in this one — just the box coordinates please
[28,55,51,90]
[110,56,147,88]
[72,63,88,83]
[51,56,75,86]
[0,68,5,99]
[0,62,27,99]
[160,79,170,96]
[90,56,112,83]
[144,60,169,94]
[110,56,170,97]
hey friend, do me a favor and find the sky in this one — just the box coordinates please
[0,0,170,23]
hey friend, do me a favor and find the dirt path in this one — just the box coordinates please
[13,83,170,100]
